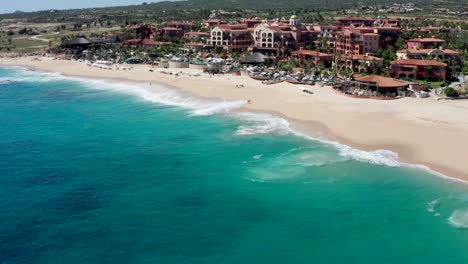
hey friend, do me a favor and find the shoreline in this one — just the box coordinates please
[2,56,468,182]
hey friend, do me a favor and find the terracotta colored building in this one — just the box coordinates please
[389,59,447,80]
[396,47,462,67]
[334,27,380,55]
[335,17,375,28]
[208,24,253,52]
[164,21,193,31]
[159,27,184,38]
[252,16,317,55]
[291,49,332,67]
[406,37,446,49]
[202,19,227,28]
[126,25,157,40]
[184,31,210,41]
[333,54,383,73]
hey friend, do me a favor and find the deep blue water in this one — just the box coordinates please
[0,66,467,263]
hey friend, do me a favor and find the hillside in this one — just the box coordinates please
[0,0,463,22]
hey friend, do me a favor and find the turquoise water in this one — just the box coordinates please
[0,66,467,263]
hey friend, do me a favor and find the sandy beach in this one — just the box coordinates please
[1,56,468,182]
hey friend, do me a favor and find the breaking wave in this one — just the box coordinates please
[4,66,467,184]
[427,198,442,216]
[70,78,246,116]
[448,209,468,229]
[234,112,291,135]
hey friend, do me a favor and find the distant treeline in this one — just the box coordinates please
[0,0,462,22]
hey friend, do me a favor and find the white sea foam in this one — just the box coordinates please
[253,154,263,160]
[234,112,291,135]
[5,66,468,184]
[427,198,440,214]
[448,209,468,229]
[1,67,65,83]
[69,78,246,116]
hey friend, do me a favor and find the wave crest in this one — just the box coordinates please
[235,113,290,135]
[448,209,468,229]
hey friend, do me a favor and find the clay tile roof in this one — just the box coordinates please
[341,54,383,61]
[339,17,375,21]
[397,49,430,54]
[162,27,183,31]
[391,59,447,67]
[185,31,210,35]
[407,37,446,43]
[184,42,205,46]
[142,39,172,45]
[354,75,408,88]
[442,49,460,54]
[291,49,331,57]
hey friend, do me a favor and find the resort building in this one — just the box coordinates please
[334,27,380,54]
[406,37,446,49]
[126,39,172,48]
[396,47,462,67]
[334,75,409,98]
[183,42,208,53]
[126,24,157,40]
[389,59,447,81]
[419,26,452,36]
[333,54,383,73]
[335,17,376,28]
[239,18,263,29]
[202,19,227,28]
[208,24,253,52]
[252,16,317,55]
[159,27,184,39]
[373,17,399,28]
[164,21,193,31]
[291,49,332,67]
[184,31,211,41]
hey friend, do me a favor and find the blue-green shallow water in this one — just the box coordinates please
[0,66,467,264]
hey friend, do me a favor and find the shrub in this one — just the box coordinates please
[444,87,459,97]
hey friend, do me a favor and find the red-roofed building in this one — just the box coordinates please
[164,21,193,31]
[183,42,208,52]
[126,38,172,48]
[419,26,451,36]
[208,24,253,52]
[291,48,332,67]
[159,27,184,39]
[335,74,408,98]
[239,18,263,28]
[126,24,157,40]
[406,37,446,49]
[251,16,317,55]
[390,59,447,80]
[336,17,376,28]
[353,75,408,89]
[184,31,210,41]
[396,47,462,67]
[202,19,227,28]
[373,17,399,28]
[333,54,384,73]
[334,27,380,54]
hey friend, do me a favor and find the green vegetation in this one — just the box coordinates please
[444,87,459,97]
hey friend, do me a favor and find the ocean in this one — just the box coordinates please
[0,66,467,263]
